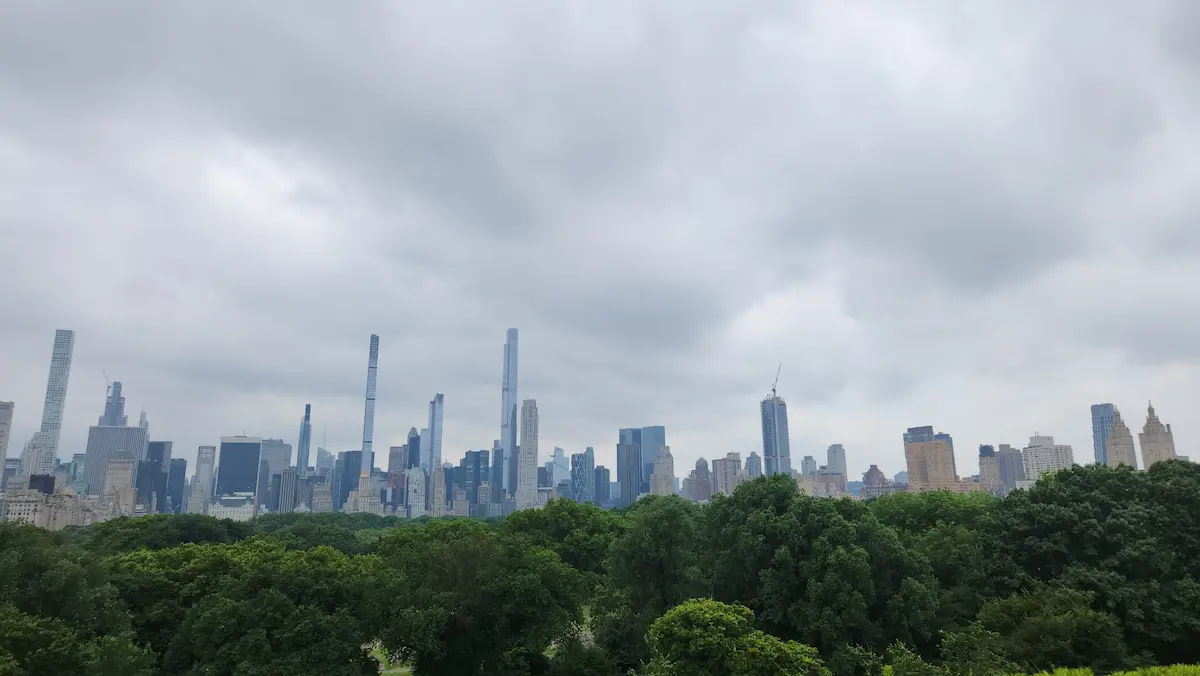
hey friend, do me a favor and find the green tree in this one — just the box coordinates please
[503,498,625,585]
[375,519,584,675]
[975,587,1128,673]
[76,514,255,556]
[644,598,828,676]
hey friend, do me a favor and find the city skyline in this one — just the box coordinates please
[3,3,1200,482]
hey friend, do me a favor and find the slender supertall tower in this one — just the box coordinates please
[361,334,380,474]
[516,398,539,509]
[500,328,519,495]
[22,329,75,476]
[296,404,312,478]
[427,393,445,469]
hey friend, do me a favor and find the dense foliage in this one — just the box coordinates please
[2,461,1199,675]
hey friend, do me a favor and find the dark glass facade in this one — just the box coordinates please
[216,440,262,496]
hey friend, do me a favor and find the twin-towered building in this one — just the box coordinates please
[1091,402,1177,470]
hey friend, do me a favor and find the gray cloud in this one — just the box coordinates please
[3,0,1200,480]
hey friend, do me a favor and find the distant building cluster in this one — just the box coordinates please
[1,329,1189,528]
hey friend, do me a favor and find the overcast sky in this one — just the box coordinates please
[2,1,1199,481]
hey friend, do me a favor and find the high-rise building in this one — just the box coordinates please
[712,452,743,495]
[826,444,847,479]
[187,445,217,514]
[551,447,570,486]
[1104,408,1138,469]
[500,328,519,495]
[141,440,173,512]
[1140,403,1177,468]
[461,449,490,505]
[361,334,380,473]
[296,404,312,478]
[761,395,792,476]
[489,439,505,504]
[315,447,335,476]
[406,428,422,470]
[639,427,666,493]
[23,330,75,476]
[650,446,675,496]
[903,426,957,492]
[1022,435,1074,480]
[278,466,298,514]
[336,450,363,511]
[570,447,595,504]
[387,445,407,476]
[516,399,539,509]
[800,455,817,477]
[166,458,187,513]
[995,444,1025,494]
[83,424,149,495]
[0,401,13,461]
[429,463,447,517]
[616,442,642,507]
[978,445,1001,495]
[688,458,714,502]
[861,465,900,499]
[405,468,427,518]
[593,466,611,505]
[215,437,263,497]
[104,452,137,516]
[1091,403,1116,465]
[99,381,127,426]
[426,393,445,469]
[745,452,763,480]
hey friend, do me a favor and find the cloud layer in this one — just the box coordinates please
[3,0,1199,478]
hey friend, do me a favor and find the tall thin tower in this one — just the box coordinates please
[23,329,75,475]
[516,398,539,509]
[500,328,519,495]
[361,334,379,474]
[760,364,791,476]
[296,404,312,478]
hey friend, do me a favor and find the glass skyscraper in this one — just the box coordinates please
[1091,403,1116,465]
[760,395,792,476]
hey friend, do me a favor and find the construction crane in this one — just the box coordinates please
[771,363,782,398]
[102,369,111,398]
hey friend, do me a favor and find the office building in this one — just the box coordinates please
[1021,435,1074,480]
[800,455,817,477]
[1140,403,1177,468]
[861,465,901,499]
[1104,409,1138,469]
[551,447,570,486]
[0,401,13,461]
[995,444,1026,494]
[23,330,75,477]
[593,466,611,506]
[712,452,743,495]
[760,394,792,476]
[616,442,642,507]
[104,452,138,516]
[687,458,714,502]
[361,334,380,472]
[745,452,763,480]
[1091,403,1116,465]
[903,426,958,492]
[296,404,312,478]
[165,458,186,513]
[650,446,675,496]
[500,328,519,494]
[336,450,363,511]
[316,447,335,476]
[215,437,263,497]
[426,393,444,469]
[461,449,490,505]
[978,445,1002,495]
[639,427,666,493]
[570,447,595,503]
[826,444,848,479]
[135,440,171,511]
[405,468,427,518]
[516,399,539,509]
[277,466,298,513]
[429,463,447,517]
[99,381,127,426]
[83,424,149,495]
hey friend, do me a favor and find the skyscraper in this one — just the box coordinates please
[1091,403,1116,465]
[760,395,791,476]
[978,445,1001,495]
[98,381,127,426]
[278,466,298,514]
[166,458,187,513]
[712,452,743,495]
[83,411,149,496]
[593,466,611,506]
[650,446,675,496]
[800,455,817,477]
[516,399,539,509]
[1022,435,1074,479]
[0,401,13,461]
[616,442,642,507]
[745,452,763,480]
[407,428,422,470]
[296,404,312,478]
[427,393,445,469]
[24,329,75,476]
[336,450,363,511]
[215,437,263,497]
[826,444,847,479]
[995,444,1026,494]
[690,458,714,502]
[188,445,217,513]
[1140,403,1177,468]
[359,334,380,475]
[903,425,957,492]
[429,463,447,517]
[490,439,505,504]
[1104,409,1138,469]
[639,426,666,493]
[570,447,595,503]
[461,449,490,505]
[500,328,519,494]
